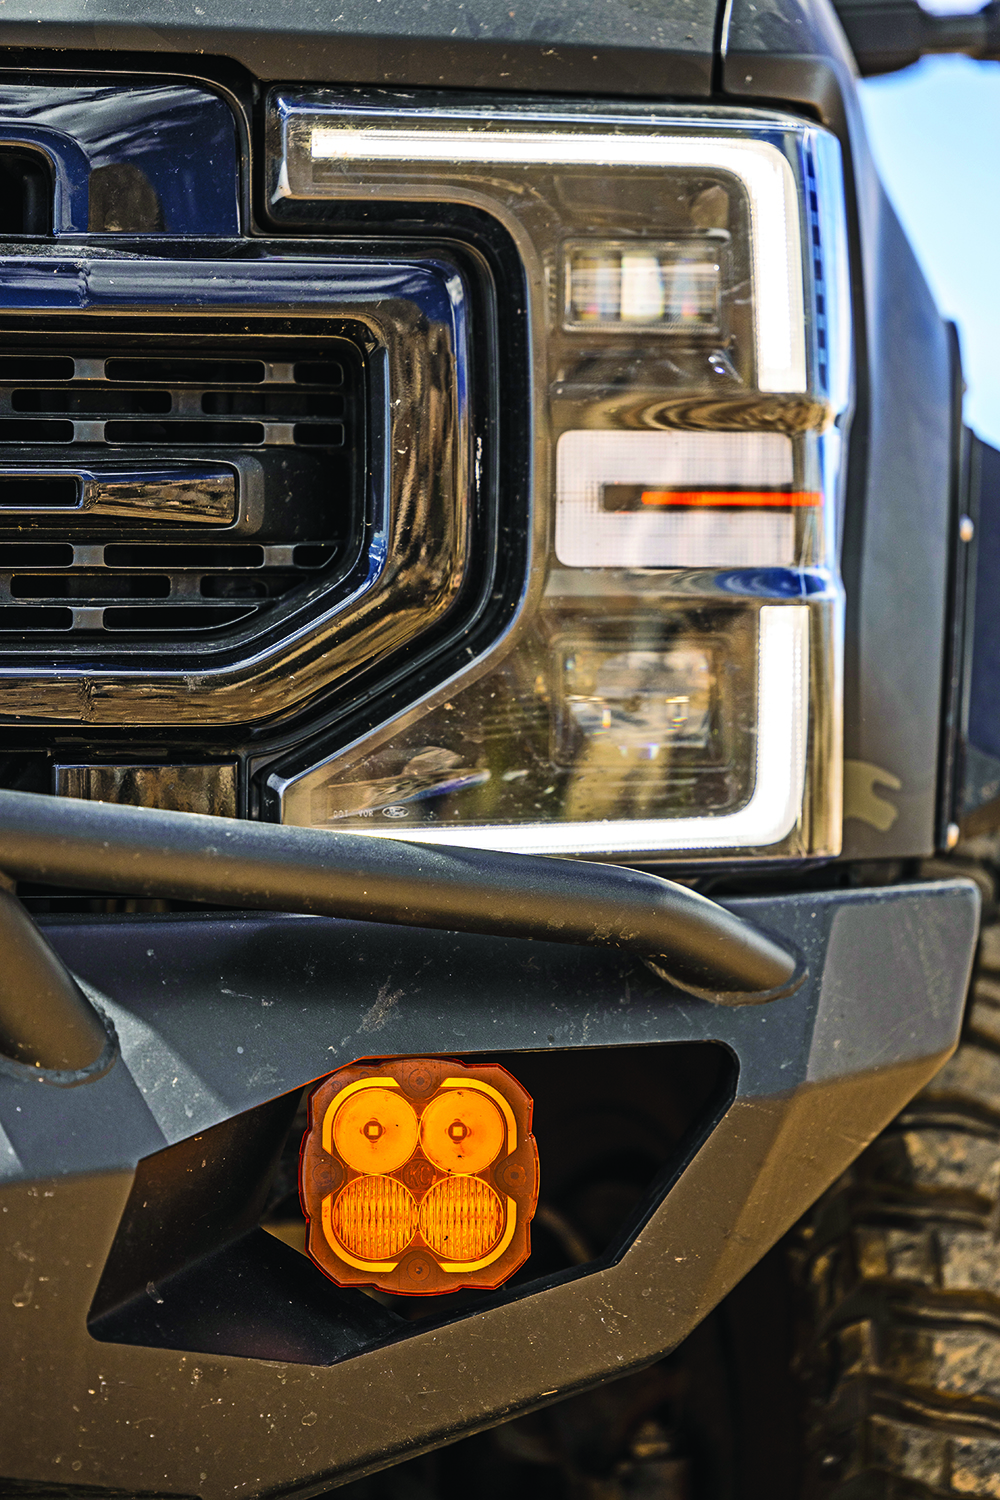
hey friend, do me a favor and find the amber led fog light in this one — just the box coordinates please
[300,1057,539,1295]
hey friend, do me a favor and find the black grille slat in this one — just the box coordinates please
[103,420,268,445]
[11,574,172,599]
[293,360,344,385]
[0,340,359,638]
[0,419,74,442]
[103,604,255,631]
[102,544,266,568]
[0,605,72,628]
[199,575,271,599]
[0,477,78,506]
[291,544,337,569]
[0,357,74,380]
[104,358,268,384]
[0,543,73,565]
[292,422,345,446]
[201,390,343,417]
[12,389,173,415]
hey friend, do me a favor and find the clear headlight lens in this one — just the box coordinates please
[272,96,851,862]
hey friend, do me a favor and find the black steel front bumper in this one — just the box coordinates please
[0,876,979,1498]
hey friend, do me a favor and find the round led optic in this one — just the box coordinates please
[333,1087,418,1173]
[419,1175,504,1262]
[420,1089,505,1175]
[331,1175,417,1259]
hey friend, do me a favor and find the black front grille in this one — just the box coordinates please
[0,342,361,638]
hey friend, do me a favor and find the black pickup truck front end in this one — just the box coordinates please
[0,4,993,1495]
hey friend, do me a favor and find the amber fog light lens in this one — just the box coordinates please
[420,1088,505,1174]
[332,1085,418,1173]
[300,1056,539,1295]
[419,1175,504,1262]
[332,1175,417,1260]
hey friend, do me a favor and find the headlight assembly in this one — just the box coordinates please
[271,94,852,863]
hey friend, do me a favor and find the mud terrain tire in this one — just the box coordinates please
[795,919,1000,1499]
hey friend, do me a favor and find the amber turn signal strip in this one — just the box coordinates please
[639,489,822,507]
[300,1056,539,1295]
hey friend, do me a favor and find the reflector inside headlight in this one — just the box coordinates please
[271,95,851,861]
[564,241,723,331]
[286,603,808,856]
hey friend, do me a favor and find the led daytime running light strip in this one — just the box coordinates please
[309,126,807,394]
[346,605,809,857]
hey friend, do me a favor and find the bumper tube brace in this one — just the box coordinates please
[0,787,801,1005]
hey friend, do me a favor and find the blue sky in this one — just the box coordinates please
[859,56,1000,447]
